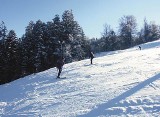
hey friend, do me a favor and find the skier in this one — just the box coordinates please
[56,57,65,78]
[139,46,141,50]
[89,51,94,64]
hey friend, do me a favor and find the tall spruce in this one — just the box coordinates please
[61,10,76,62]
[71,21,86,61]
[3,30,21,83]
[0,21,8,84]
[22,21,35,73]
[119,15,137,49]
[61,10,88,62]
[32,20,47,72]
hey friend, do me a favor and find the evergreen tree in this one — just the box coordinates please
[60,10,88,62]
[0,21,7,40]
[119,15,137,49]
[143,18,150,42]
[136,29,145,45]
[3,30,21,83]
[22,21,35,74]
[51,15,63,59]
[141,19,160,43]
[70,21,84,60]
[102,24,117,51]
[61,10,75,42]
[61,10,76,62]
[102,24,112,51]
[149,22,160,41]
[32,20,47,72]
[0,21,8,84]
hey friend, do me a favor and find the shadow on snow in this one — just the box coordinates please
[78,73,160,117]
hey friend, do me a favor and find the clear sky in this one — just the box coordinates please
[1,0,160,38]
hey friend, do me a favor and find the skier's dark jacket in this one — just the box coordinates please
[56,58,65,69]
[89,52,94,59]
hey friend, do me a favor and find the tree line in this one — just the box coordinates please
[0,10,90,84]
[91,16,160,53]
[0,11,160,84]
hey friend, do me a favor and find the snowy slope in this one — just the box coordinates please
[0,40,160,117]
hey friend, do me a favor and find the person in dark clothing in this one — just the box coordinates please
[89,51,94,64]
[56,57,65,78]
[139,46,141,50]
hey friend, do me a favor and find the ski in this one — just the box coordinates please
[56,77,66,79]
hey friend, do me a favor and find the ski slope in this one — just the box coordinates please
[0,40,160,117]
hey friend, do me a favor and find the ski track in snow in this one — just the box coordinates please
[0,40,160,117]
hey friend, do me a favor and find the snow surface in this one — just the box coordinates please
[0,40,160,117]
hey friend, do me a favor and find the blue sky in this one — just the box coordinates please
[1,0,160,38]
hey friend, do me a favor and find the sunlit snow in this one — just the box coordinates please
[0,40,160,117]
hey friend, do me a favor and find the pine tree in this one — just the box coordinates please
[32,20,47,72]
[0,21,7,84]
[119,15,137,49]
[101,24,117,51]
[143,18,150,42]
[61,10,75,42]
[3,30,21,82]
[22,21,35,74]
[51,15,63,58]
[71,21,86,61]
[148,22,160,41]
[142,19,160,43]
[61,10,88,62]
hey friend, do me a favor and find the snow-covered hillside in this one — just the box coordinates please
[0,40,160,117]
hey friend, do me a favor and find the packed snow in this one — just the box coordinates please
[0,40,160,117]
